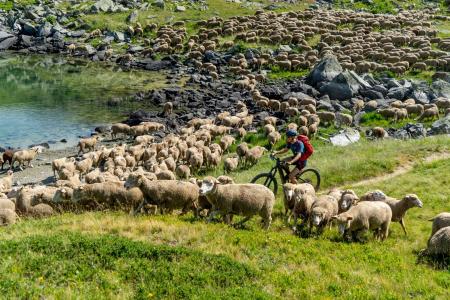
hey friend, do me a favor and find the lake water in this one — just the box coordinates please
[0,54,165,149]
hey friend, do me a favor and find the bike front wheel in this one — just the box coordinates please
[297,168,321,191]
[251,173,278,195]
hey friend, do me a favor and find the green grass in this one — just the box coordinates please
[1,146,449,298]
[268,67,310,80]
[360,111,435,129]
[0,0,36,11]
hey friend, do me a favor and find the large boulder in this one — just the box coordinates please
[306,54,342,87]
[0,31,17,50]
[91,0,119,13]
[430,79,450,99]
[429,115,450,135]
[319,71,362,101]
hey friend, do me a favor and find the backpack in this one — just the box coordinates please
[297,135,314,161]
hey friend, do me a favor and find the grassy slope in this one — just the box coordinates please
[1,136,449,298]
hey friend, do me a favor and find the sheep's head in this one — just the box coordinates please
[311,207,327,227]
[6,170,13,176]
[282,183,295,202]
[200,177,217,195]
[403,194,423,208]
[332,214,353,235]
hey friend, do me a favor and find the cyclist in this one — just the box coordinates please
[272,129,311,184]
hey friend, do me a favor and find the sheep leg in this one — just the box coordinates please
[132,200,146,216]
[207,209,220,223]
[399,219,407,236]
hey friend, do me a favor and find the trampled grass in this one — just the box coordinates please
[1,136,449,298]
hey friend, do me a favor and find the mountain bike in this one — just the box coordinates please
[250,154,320,195]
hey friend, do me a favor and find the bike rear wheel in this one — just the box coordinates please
[251,173,278,195]
[297,168,321,191]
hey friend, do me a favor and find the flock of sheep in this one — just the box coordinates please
[67,8,450,81]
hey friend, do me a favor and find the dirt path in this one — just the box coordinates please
[333,151,450,190]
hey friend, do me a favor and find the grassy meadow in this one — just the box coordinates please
[1,135,449,298]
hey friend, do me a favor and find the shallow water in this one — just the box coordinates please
[0,54,165,149]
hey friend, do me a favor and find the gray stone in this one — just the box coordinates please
[387,86,409,100]
[0,31,14,42]
[0,36,17,50]
[389,123,426,140]
[37,22,52,37]
[429,115,450,135]
[319,70,361,101]
[175,5,186,12]
[279,45,292,52]
[153,0,165,9]
[408,88,430,105]
[113,31,125,42]
[430,79,450,99]
[306,54,342,86]
[91,0,116,13]
[330,128,360,146]
[21,22,37,36]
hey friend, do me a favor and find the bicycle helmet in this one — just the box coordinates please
[286,129,297,137]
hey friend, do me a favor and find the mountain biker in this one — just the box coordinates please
[272,129,310,184]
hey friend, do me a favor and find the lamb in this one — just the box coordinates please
[371,127,387,139]
[111,123,131,139]
[163,102,173,115]
[73,182,144,212]
[78,136,100,154]
[309,195,339,235]
[0,208,18,226]
[0,170,14,193]
[283,183,316,226]
[420,227,450,257]
[332,201,392,242]
[429,212,450,236]
[174,165,190,180]
[200,176,275,229]
[12,147,42,170]
[338,190,359,213]
[224,156,239,173]
[125,176,199,216]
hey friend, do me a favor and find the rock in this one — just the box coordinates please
[429,115,450,135]
[95,126,109,133]
[153,0,165,9]
[127,10,138,23]
[91,0,117,13]
[359,88,384,100]
[432,72,450,83]
[21,22,37,36]
[37,22,52,37]
[387,86,409,100]
[430,79,450,99]
[29,142,50,149]
[389,123,426,140]
[408,87,430,105]
[60,139,67,143]
[0,35,17,50]
[112,31,125,42]
[279,45,292,52]
[175,5,186,12]
[330,128,360,146]
[306,54,342,87]
[319,71,362,101]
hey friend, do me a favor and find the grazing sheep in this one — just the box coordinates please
[236,142,249,165]
[429,212,450,236]
[371,127,387,139]
[418,106,439,121]
[332,201,392,242]
[0,198,15,210]
[317,111,335,126]
[309,195,339,235]
[420,227,450,257]
[78,136,100,154]
[1,149,14,170]
[200,176,275,229]
[224,156,239,173]
[0,208,18,226]
[245,146,267,166]
[28,204,54,218]
[12,147,42,170]
[335,112,353,127]
[0,170,14,193]
[283,183,316,226]
[126,176,199,216]
[52,157,76,178]
[435,98,450,112]
[135,135,155,145]
[75,158,93,177]
[111,123,131,139]
[268,131,281,146]
[175,165,191,180]
[163,102,174,115]
[406,104,424,116]
[73,182,144,212]
[338,190,359,213]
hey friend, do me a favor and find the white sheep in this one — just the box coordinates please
[428,212,450,237]
[0,208,18,226]
[0,170,14,193]
[224,156,239,173]
[332,201,392,242]
[309,195,339,235]
[12,147,42,170]
[78,136,100,154]
[200,176,275,229]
